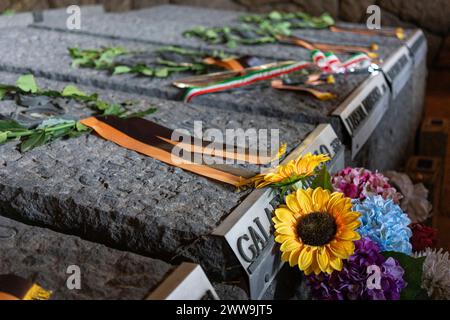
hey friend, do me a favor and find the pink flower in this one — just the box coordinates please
[332,167,402,203]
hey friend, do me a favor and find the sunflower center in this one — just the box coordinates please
[297,212,337,246]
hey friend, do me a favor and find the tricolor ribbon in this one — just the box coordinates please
[311,49,372,74]
[180,61,311,103]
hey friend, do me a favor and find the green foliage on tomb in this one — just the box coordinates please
[0,75,157,152]
[68,45,232,78]
[183,10,335,48]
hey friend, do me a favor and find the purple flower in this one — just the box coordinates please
[307,237,407,300]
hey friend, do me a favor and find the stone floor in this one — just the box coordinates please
[424,68,450,251]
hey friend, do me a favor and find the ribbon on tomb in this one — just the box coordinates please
[175,51,372,102]
[275,34,379,58]
[80,116,286,187]
[329,25,406,40]
[0,275,52,301]
[270,50,374,99]
[174,60,311,102]
[202,55,264,72]
[311,50,373,74]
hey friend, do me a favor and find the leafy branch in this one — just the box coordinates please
[183,25,276,48]
[0,74,157,152]
[183,11,335,48]
[69,45,233,77]
[241,11,335,29]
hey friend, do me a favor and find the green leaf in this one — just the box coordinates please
[321,13,335,27]
[205,29,219,39]
[16,74,38,93]
[139,67,154,76]
[154,68,169,78]
[382,251,427,300]
[93,100,109,111]
[37,118,75,130]
[113,65,132,75]
[0,88,7,100]
[0,131,8,144]
[2,9,16,16]
[310,165,334,191]
[268,11,283,21]
[75,121,89,132]
[62,85,88,98]
[0,119,27,132]
[20,131,46,152]
[122,107,157,119]
[103,104,124,116]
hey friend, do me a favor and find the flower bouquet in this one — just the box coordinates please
[253,154,449,300]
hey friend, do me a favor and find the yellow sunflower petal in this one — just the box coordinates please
[298,247,313,270]
[312,187,330,211]
[285,194,302,214]
[275,234,295,244]
[280,239,301,252]
[341,211,361,224]
[341,240,355,256]
[326,192,343,212]
[289,248,302,267]
[317,247,330,273]
[255,180,273,189]
[272,217,282,225]
[310,249,321,275]
[325,266,334,275]
[303,266,314,275]
[329,198,348,217]
[329,240,350,259]
[328,253,343,272]
[337,229,361,241]
[344,220,361,231]
[305,188,314,197]
[296,189,314,214]
[276,225,296,236]
[275,207,297,224]
[281,250,291,262]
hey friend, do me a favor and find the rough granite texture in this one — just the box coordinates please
[24,5,425,169]
[0,215,174,300]
[30,5,406,63]
[0,72,315,281]
[213,283,249,300]
[0,26,367,141]
[0,12,33,28]
[350,77,415,171]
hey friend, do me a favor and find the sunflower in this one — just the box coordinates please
[240,153,330,189]
[273,187,361,275]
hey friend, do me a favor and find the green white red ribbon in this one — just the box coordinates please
[311,49,372,73]
[183,61,310,102]
[182,51,371,102]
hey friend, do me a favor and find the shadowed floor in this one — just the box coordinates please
[424,68,450,251]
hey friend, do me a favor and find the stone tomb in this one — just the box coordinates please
[31,4,400,62]
[0,72,344,299]
[0,215,220,300]
[29,5,426,169]
[29,4,426,170]
[0,25,394,170]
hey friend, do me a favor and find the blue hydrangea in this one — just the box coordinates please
[353,195,412,255]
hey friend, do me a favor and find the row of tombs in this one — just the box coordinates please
[0,4,428,300]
